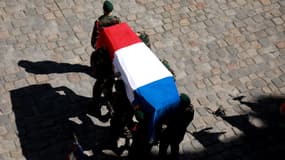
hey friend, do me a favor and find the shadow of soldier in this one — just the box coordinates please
[219,95,285,159]
[232,95,285,123]
[18,60,94,78]
[192,127,225,147]
[9,84,120,160]
[185,95,285,160]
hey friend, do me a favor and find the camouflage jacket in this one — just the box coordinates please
[91,15,120,49]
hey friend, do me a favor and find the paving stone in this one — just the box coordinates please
[276,40,285,49]
[0,153,12,160]
[209,76,222,85]
[1,0,285,160]
[260,0,272,5]
[0,31,10,40]
[220,73,231,81]
[0,140,17,154]
[258,38,272,47]
[67,73,80,83]
[0,126,7,136]
[203,78,213,87]
[4,74,18,82]
[251,78,267,88]
[195,107,211,117]
[272,77,285,87]
[272,17,284,25]
[9,149,24,160]
[25,76,36,85]
[35,75,49,82]
[191,139,205,152]
[14,79,28,89]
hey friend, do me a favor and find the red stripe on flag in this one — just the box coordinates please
[97,23,142,60]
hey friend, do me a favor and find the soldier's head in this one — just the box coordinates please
[115,80,126,93]
[180,93,194,115]
[103,0,113,14]
[180,93,191,107]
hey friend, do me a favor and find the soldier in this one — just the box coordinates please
[91,0,121,49]
[137,31,151,48]
[136,31,176,78]
[110,79,134,144]
[90,48,115,117]
[129,102,152,160]
[159,93,195,160]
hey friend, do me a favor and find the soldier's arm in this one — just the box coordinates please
[117,16,121,23]
[113,16,121,24]
[91,20,99,49]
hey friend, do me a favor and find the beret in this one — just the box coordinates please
[180,93,191,106]
[103,0,113,13]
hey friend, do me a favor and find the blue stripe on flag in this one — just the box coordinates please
[134,76,180,142]
[135,76,180,111]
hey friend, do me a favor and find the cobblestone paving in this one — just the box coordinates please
[1,0,285,160]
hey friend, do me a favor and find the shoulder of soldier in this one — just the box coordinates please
[113,15,120,21]
[98,15,119,26]
[98,15,105,20]
[184,105,194,119]
[98,15,119,21]
[108,15,120,23]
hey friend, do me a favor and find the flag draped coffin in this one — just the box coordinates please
[98,23,180,141]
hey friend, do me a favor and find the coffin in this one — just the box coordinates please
[97,23,180,141]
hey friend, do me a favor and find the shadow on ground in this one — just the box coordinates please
[10,86,285,160]
[18,60,94,78]
[15,60,285,160]
[10,84,121,160]
[185,95,285,160]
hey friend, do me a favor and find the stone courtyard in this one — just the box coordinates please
[0,0,285,159]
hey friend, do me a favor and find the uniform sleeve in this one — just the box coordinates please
[181,108,194,129]
[91,20,99,49]
[116,16,121,23]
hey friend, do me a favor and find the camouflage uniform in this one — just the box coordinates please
[137,31,151,48]
[91,15,121,49]
[90,48,114,114]
[110,80,134,144]
[159,94,194,160]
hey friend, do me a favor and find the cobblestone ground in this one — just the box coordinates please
[1,0,285,160]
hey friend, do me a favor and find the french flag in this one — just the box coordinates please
[97,23,180,140]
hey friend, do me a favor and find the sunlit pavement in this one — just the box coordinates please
[1,0,285,159]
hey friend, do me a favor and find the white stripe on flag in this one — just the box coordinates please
[114,42,172,90]
[113,42,173,102]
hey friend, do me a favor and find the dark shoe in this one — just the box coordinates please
[88,106,101,117]
[122,127,132,139]
[98,112,111,122]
